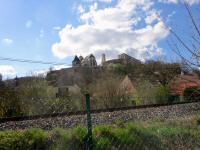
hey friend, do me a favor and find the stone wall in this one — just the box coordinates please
[0,102,200,130]
[46,66,104,87]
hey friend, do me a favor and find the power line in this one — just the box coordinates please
[0,56,185,70]
[0,56,71,66]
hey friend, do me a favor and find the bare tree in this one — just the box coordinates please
[89,73,133,109]
[167,2,200,69]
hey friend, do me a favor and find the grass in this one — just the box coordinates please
[0,115,200,150]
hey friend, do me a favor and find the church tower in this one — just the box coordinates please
[72,55,81,67]
[101,53,106,65]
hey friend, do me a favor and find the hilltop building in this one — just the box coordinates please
[46,52,141,97]
[72,55,81,67]
[103,53,141,66]
[72,53,141,67]
[72,54,97,67]
[101,53,106,65]
[79,56,84,62]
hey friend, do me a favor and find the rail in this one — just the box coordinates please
[0,100,199,124]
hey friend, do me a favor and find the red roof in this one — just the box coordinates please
[170,73,200,95]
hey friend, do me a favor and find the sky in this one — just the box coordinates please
[0,0,199,79]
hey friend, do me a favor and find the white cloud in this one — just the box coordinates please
[99,0,113,2]
[84,0,113,3]
[187,0,200,4]
[145,10,161,25]
[0,65,16,76]
[1,38,13,46]
[77,4,85,14]
[159,0,178,3]
[159,0,200,5]
[25,20,33,28]
[52,0,169,62]
[166,11,176,23]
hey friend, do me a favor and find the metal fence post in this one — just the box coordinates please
[85,93,93,150]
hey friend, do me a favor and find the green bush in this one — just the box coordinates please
[112,64,127,75]
[155,85,170,104]
[183,86,200,102]
[0,85,22,117]
[0,129,47,150]
[47,128,71,150]
[0,121,200,150]
[93,123,163,150]
[147,122,199,150]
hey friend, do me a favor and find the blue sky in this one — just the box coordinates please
[0,0,199,78]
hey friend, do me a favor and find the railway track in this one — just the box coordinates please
[0,100,199,124]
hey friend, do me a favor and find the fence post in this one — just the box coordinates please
[85,93,93,150]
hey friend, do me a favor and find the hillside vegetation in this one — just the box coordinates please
[1,60,199,117]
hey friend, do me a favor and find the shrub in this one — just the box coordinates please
[0,85,22,117]
[93,123,163,150]
[112,64,127,75]
[135,81,171,105]
[115,119,125,127]
[147,122,199,150]
[47,128,71,150]
[134,80,157,105]
[0,121,200,150]
[16,78,57,115]
[183,86,200,102]
[0,129,47,150]
[155,85,170,104]
[69,126,88,149]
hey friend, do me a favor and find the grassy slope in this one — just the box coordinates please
[0,115,200,150]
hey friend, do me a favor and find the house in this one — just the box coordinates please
[119,75,136,94]
[169,73,200,100]
[56,84,81,98]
